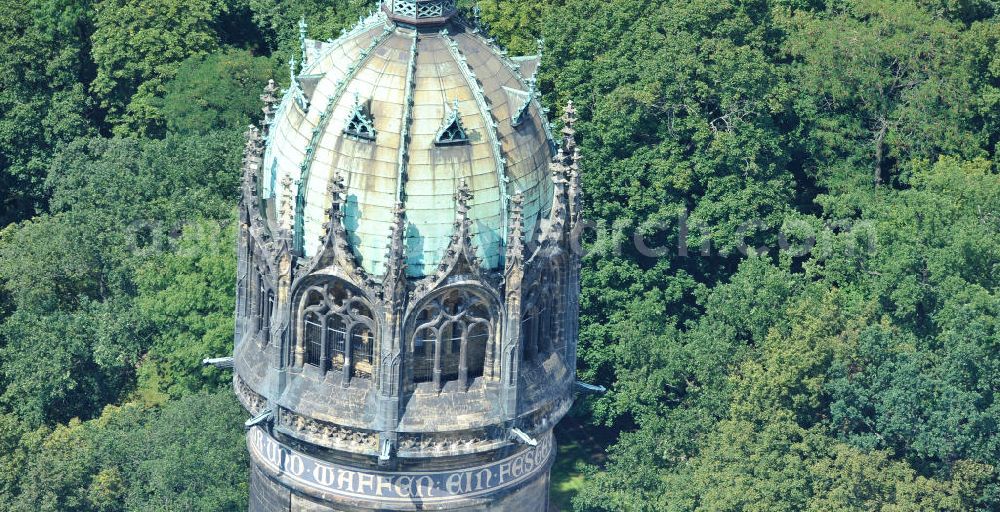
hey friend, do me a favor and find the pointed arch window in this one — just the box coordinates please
[409,288,494,390]
[263,289,275,344]
[326,316,347,369]
[435,100,469,146]
[298,279,377,383]
[243,242,256,318]
[305,311,323,366]
[413,321,435,384]
[253,266,276,345]
[351,325,375,377]
[510,80,535,128]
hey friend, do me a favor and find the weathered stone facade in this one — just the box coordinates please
[233,3,582,510]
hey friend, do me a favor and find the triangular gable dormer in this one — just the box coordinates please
[507,77,536,128]
[435,100,470,146]
[344,93,376,141]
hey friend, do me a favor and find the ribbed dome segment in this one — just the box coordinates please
[261,11,555,277]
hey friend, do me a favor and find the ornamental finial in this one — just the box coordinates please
[243,124,263,162]
[381,202,408,305]
[561,100,578,153]
[472,4,483,33]
[455,178,473,219]
[260,79,279,136]
[385,203,407,273]
[327,172,346,218]
[241,125,264,199]
[279,175,296,230]
[505,193,525,268]
[299,17,309,65]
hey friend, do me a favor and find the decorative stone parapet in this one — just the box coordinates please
[275,408,380,454]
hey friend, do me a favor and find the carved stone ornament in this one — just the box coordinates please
[277,408,379,452]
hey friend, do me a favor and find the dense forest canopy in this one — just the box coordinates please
[0,0,997,510]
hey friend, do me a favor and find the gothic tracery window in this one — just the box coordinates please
[410,289,493,390]
[299,279,377,380]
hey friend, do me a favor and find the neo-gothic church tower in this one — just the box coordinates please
[233,1,582,509]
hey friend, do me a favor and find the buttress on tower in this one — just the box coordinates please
[233,1,583,510]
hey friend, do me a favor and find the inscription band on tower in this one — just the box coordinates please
[248,427,554,505]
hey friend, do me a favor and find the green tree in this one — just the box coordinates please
[134,219,237,400]
[6,392,248,512]
[247,0,370,62]
[90,0,230,136]
[0,0,95,224]
[460,0,560,54]
[786,0,980,203]
[160,50,276,136]
[0,300,141,426]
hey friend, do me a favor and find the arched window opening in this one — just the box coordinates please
[413,314,436,384]
[466,322,489,380]
[351,325,374,377]
[297,280,377,383]
[242,262,253,319]
[242,240,256,319]
[262,289,275,344]
[327,316,347,370]
[304,311,323,367]
[548,291,563,354]
[440,322,464,382]
[521,311,537,361]
[538,301,553,355]
[521,285,548,363]
[408,289,494,390]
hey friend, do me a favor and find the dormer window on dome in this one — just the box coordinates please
[435,100,469,146]
[511,78,537,128]
[344,93,376,141]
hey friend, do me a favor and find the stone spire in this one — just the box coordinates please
[260,79,279,137]
[278,175,295,231]
[500,192,526,416]
[455,178,473,222]
[299,17,309,66]
[326,173,347,230]
[320,173,352,265]
[561,100,578,153]
[446,178,479,271]
[505,193,525,270]
[296,173,372,289]
[242,124,264,179]
[545,148,570,243]
[241,125,267,233]
[562,101,583,225]
[414,179,482,298]
[382,203,408,307]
